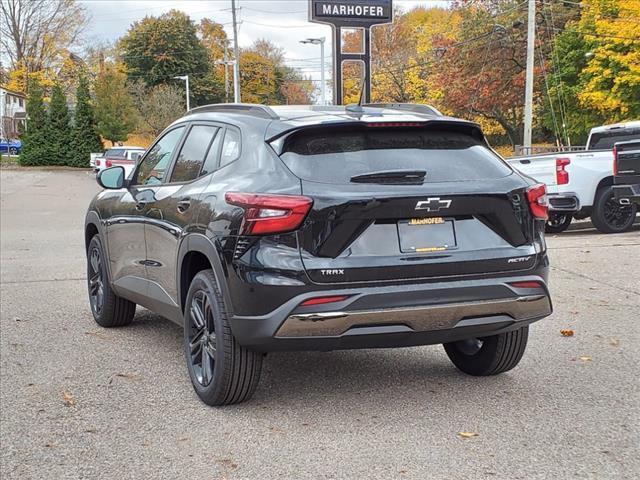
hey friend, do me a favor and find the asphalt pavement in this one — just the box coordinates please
[1,168,638,479]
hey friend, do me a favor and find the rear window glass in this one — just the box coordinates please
[278,127,512,184]
[105,149,125,157]
[588,128,640,150]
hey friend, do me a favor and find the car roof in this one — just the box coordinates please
[178,104,478,141]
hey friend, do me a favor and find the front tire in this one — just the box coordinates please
[443,326,529,376]
[87,235,136,327]
[590,185,637,233]
[545,214,572,234]
[184,270,262,406]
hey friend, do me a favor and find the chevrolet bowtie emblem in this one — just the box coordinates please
[415,198,452,212]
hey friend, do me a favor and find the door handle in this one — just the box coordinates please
[177,197,191,213]
[135,201,147,211]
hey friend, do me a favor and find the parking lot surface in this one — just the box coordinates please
[1,169,639,479]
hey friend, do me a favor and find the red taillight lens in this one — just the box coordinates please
[613,146,618,175]
[526,183,549,220]
[225,192,313,235]
[556,157,570,185]
[96,159,101,166]
[106,159,112,168]
[300,295,350,306]
[366,122,424,127]
[509,281,542,289]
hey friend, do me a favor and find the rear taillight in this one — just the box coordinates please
[225,192,313,235]
[300,295,350,306]
[556,157,570,185]
[613,146,618,175]
[526,183,549,220]
[96,159,101,166]
[106,159,112,168]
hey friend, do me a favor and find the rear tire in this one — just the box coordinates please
[184,270,262,406]
[545,214,572,234]
[443,326,529,376]
[590,185,637,233]
[87,235,136,327]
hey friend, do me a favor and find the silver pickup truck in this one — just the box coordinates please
[507,121,639,233]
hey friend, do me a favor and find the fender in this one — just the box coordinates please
[84,209,114,282]
[177,233,235,317]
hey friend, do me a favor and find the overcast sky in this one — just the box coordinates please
[79,0,450,82]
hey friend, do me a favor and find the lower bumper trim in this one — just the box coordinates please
[276,294,551,338]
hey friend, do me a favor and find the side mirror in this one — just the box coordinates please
[97,166,126,189]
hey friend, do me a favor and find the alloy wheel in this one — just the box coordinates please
[187,290,217,386]
[603,194,634,230]
[88,247,105,315]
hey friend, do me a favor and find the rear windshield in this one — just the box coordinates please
[278,126,512,184]
[588,128,640,150]
[105,148,125,158]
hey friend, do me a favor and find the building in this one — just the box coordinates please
[0,87,27,139]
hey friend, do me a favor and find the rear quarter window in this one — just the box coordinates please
[278,126,512,184]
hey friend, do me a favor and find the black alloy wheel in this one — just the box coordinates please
[86,235,136,327]
[9,147,18,155]
[591,185,637,234]
[88,245,105,316]
[545,214,572,234]
[187,290,217,387]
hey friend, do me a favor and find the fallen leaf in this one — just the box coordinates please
[569,310,579,315]
[85,428,97,433]
[579,356,592,362]
[178,437,190,442]
[560,329,574,337]
[269,426,283,433]
[62,391,76,406]
[609,339,619,347]
[458,432,478,439]
[399,470,408,475]
[85,330,111,340]
[44,443,56,448]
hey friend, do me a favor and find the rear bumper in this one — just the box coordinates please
[548,193,580,213]
[230,274,552,352]
[613,184,640,205]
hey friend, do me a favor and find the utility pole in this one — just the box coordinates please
[231,0,241,103]
[224,44,230,102]
[523,0,536,153]
[174,75,190,111]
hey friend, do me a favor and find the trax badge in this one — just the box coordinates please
[415,198,452,212]
[321,269,345,275]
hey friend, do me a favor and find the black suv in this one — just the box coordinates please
[85,103,552,406]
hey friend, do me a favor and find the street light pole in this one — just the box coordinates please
[300,37,326,105]
[174,75,190,111]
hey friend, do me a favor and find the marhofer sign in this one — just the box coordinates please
[310,0,392,27]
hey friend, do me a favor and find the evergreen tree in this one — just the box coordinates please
[71,75,103,167]
[94,63,137,145]
[48,83,72,165]
[19,81,49,166]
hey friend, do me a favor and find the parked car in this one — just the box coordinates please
[85,103,553,406]
[613,139,640,206]
[0,138,22,155]
[94,146,145,177]
[507,121,640,233]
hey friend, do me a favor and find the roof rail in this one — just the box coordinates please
[363,103,442,116]
[187,103,279,119]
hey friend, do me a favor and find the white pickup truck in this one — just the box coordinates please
[507,121,640,233]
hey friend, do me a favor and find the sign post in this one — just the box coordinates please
[309,0,393,105]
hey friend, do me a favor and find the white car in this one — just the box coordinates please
[507,121,640,233]
[94,146,145,178]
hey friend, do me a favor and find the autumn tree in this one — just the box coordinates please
[19,81,49,166]
[71,76,103,167]
[130,82,186,136]
[120,10,224,106]
[0,0,87,81]
[94,64,137,145]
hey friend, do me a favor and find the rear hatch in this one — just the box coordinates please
[274,122,540,284]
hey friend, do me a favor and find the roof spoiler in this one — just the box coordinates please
[187,103,279,119]
[363,103,443,116]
